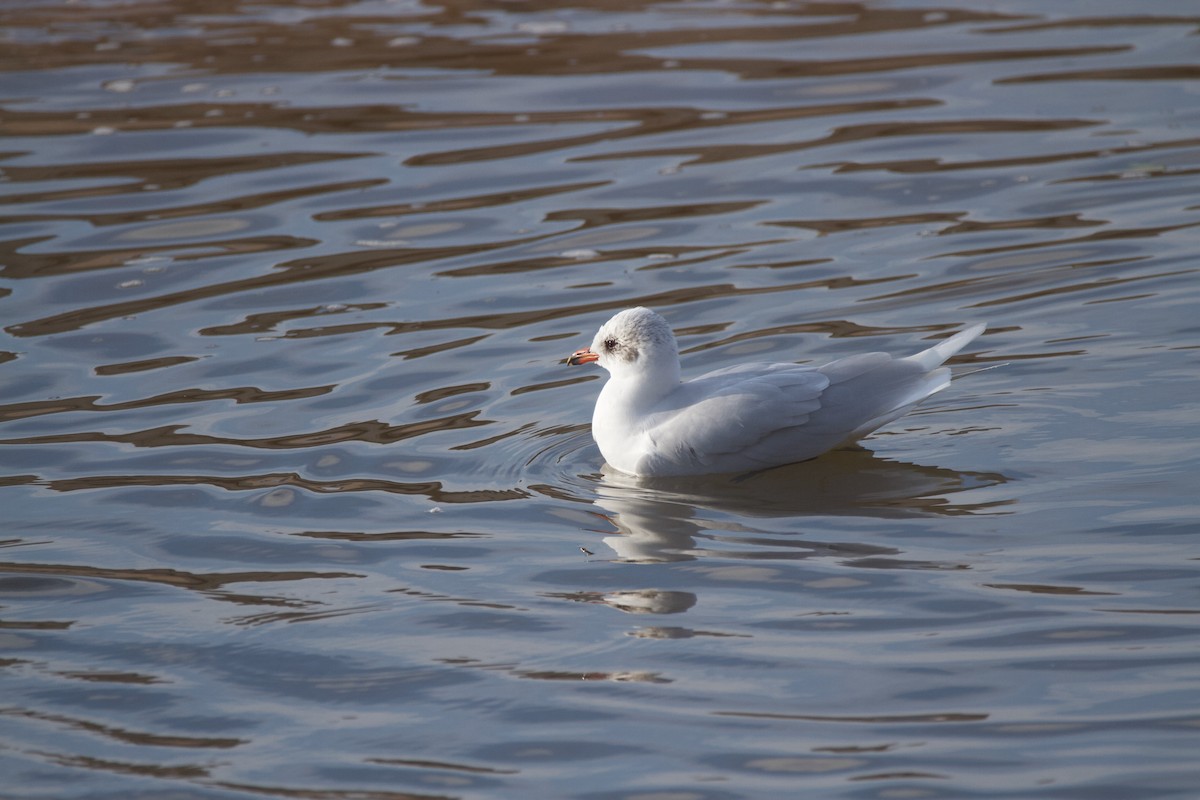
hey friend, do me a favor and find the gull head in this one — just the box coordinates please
[567,307,680,381]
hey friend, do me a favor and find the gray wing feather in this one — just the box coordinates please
[642,365,830,472]
[638,325,985,474]
[809,324,986,441]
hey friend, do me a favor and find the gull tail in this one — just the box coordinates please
[816,323,988,444]
[904,323,987,372]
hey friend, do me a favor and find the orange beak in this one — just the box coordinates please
[566,347,599,366]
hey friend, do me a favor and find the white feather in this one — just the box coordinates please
[570,308,986,477]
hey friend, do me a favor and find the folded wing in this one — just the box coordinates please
[637,325,985,475]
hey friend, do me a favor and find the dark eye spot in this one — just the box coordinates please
[603,337,618,352]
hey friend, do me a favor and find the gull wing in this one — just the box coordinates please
[635,325,985,475]
[807,324,987,442]
[638,364,832,474]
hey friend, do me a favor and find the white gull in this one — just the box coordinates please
[567,307,986,477]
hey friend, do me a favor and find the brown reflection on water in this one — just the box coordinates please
[2,707,244,749]
[6,471,527,504]
[682,318,939,357]
[0,385,334,422]
[982,14,1200,34]
[199,302,388,337]
[3,261,935,343]
[408,99,940,167]
[225,603,381,628]
[547,200,763,231]
[7,178,386,228]
[937,213,1104,235]
[30,754,211,781]
[985,582,1119,597]
[93,356,202,376]
[4,413,490,449]
[670,318,898,354]
[291,529,484,542]
[440,655,671,684]
[515,668,668,683]
[366,757,517,776]
[0,234,318,283]
[0,2,1025,77]
[770,210,965,236]
[997,65,1200,85]
[55,671,164,685]
[715,711,990,724]
[206,781,452,800]
[677,44,1127,81]
[314,180,611,223]
[3,242,488,337]
[0,100,936,151]
[964,267,1195,309]
[433,242,753,279]
[0,618,72,630]
[865,255,1159,310]
[576,117,1099,166]
[0,152,369,208]
[828,134,1200,175]
[0,560,358,593]
[939,222,1200,259]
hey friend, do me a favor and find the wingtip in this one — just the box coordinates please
[963,322,987,339]
[909,323,988,369]
[943,322,987,349]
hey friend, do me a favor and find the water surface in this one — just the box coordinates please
[2,1,1199,798]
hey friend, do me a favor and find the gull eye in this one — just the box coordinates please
[603,337,618,352]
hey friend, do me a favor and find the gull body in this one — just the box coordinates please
[567,307,985,477]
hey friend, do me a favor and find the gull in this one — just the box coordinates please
[567,307,986,477]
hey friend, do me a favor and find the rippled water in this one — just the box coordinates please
[3,1,1199,797]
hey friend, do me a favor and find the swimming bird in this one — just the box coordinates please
[566,307,985,477]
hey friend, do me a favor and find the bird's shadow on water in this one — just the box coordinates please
[578,448,1013,563]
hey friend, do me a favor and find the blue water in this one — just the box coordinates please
[2,1,1199,797]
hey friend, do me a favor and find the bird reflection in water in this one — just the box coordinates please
[583,448,1010,563]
